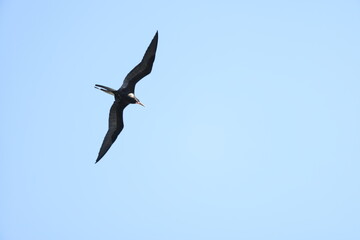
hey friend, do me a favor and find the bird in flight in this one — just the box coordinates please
[94,31,158,163]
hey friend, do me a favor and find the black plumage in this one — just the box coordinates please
[94,31,158,163]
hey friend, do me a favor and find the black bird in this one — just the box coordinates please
[94,31,158,163]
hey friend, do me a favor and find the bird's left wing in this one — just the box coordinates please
[119,31,158,93]
[95,101,126,163]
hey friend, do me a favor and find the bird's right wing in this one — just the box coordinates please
[95,101,126,163]
[119,31,158,93]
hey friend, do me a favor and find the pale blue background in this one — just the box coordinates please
[1,0,360,239]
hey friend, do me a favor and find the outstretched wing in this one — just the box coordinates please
[95,101,127,163]
[119,31,158,93]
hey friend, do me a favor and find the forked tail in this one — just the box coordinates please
[94,84,116,95]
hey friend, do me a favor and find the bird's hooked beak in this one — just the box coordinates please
[136,101,145,107]
[135,98,145,107]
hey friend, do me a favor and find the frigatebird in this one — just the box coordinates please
[94,31,158,163]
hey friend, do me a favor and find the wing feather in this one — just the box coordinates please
[119,31,158,93]
[95,101,127,163]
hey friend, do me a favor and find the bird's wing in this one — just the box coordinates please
[95,101,127,163]
[119,31,158,93]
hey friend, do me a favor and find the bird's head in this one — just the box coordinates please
[127,93,144,106]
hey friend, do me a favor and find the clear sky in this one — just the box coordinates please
[1,0,360,239]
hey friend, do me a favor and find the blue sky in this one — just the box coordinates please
[1,0,360,239]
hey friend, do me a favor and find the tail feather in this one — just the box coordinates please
[95,84,116,95]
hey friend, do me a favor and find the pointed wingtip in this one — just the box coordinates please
[152,31,159,46]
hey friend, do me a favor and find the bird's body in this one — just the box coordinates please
[95,31,158,163]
